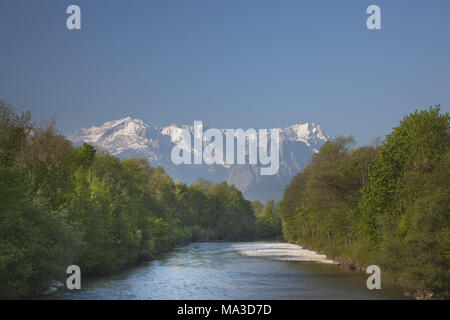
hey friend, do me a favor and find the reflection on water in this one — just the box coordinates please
[47,242,408,300]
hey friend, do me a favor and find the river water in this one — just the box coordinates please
[49,241,407,300]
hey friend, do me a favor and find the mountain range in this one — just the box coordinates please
[68,117,330,202]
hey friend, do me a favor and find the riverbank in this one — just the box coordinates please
[232,242,337,264]
[287,241,444,300]
[40,239,425,300]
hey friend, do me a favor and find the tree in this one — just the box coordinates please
[279,106,449,298]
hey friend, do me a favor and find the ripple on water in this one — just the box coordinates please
[45,242,408,300]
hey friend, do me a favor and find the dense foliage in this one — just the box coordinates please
[0,102,255,299]
[252,200,282,239]
[279,106,449,298]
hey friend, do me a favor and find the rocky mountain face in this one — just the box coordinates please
[68,117,329,202]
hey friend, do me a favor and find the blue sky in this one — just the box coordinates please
[1,0,449,145]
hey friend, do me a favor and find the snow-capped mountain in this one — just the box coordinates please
[68,117,330,202]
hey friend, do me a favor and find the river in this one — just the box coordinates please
[48,241,408,300]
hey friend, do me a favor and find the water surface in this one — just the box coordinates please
[50,242,407,299]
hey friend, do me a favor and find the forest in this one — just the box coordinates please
[1,102,448,300]
[0,102,257,299]
[279,106,449,299]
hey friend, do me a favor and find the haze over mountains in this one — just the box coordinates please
[68,117,330,202]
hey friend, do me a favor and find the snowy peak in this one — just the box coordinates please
[160,123,195,144]
[68,117,154,157]
[68,117,330,202]
[69,117,147,142]
[281,122,328,152]
[69,118,329,155]
[289,122,326,141]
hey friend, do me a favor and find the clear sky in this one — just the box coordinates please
[1,0,449,145]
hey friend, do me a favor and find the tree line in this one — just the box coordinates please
[252,200,282,240]
[0,102,256,299]
[279,106,449,299]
